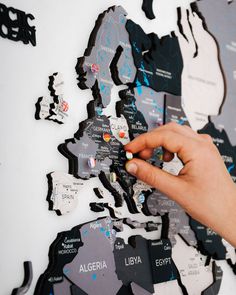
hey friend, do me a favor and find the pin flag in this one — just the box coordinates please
[103,133,111,143]
[88,157,96,169]
[91,63,100,74]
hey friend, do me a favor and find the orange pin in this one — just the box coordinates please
[103,133,111,143]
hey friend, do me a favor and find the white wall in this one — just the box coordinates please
[0,0,235,294]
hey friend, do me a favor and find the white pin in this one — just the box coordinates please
[110,172,117,183]
[126,151,133,160]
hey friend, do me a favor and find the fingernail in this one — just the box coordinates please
[126,162,138,175]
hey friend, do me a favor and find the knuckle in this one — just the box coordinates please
[200,134,213,143]
[147,170,159,186]
[137,165,157,186]
[136,168,149,183]
[168,122,179,129]
[201,140,217,154]
[144,134,151,147]
[183,125,192,131]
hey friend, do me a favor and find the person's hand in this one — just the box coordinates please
[125,122,236,247]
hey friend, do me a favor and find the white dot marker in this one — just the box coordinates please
[126,151,133,160]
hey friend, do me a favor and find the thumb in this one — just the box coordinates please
[125,159,187,202]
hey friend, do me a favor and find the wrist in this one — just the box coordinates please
[212,184,236,247]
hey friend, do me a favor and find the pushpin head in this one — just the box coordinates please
[118,129,126,139]
[95,106,103,116]
[158,154,163,161]
[103,133,111,143]
[138,193,145,204]
[126,151,133,160]
[88,157,96,169]
[110,172,117,183]
[91,63,100,74]
[61,100,69,112]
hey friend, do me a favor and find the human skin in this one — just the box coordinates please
[125,122,236,248]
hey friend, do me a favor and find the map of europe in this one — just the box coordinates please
[35,0,236,294]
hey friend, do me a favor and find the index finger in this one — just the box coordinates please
[125,129,195,164]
